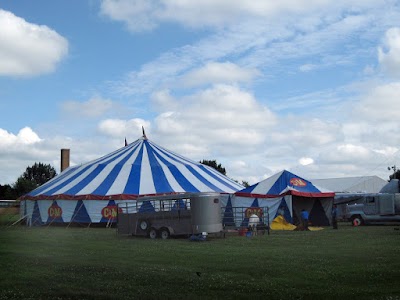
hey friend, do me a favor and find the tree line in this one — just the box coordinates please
[0,162,56,200]
[199,159,249,187]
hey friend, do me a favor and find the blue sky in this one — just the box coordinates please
[1,0,400,185]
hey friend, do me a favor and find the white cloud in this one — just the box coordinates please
[154,84,276,147]
[378,27,400,77]
[0,9,68,77]
[98,118,150,138]
[4,0,400,187]
[0,127,44,184]
[150,90,179,112]
[0,127,41,148]
[299,64,317,72]
[328,144,371,163]
[62,97,115,118]
[270,117,341,148]
[293,143,395,180]
[109,0,396,98]
[0,127,128,185]
[299,157,314,166]
[100,0,158,32]
[182,62,260,87]
[374,146,399,157]
[146,80,398,183]
[100,0,384,32]
[355,81,400,121]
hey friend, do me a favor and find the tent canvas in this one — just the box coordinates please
[227,170,334,228]
[20,135,244,225]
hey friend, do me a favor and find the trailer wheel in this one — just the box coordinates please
[139,220,149,231]
[160,228,170,239]
[149,228,158,239]
[352,216,363,226]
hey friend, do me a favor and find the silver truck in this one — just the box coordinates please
[345,193,400,225]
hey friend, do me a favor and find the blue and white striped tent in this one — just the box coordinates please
[224,170,334,228]
[236,170,334,197]
[20,135,243,225]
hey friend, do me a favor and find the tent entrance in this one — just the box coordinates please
[292,196,331,226]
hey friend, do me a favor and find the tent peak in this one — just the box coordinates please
[142,126,147,140]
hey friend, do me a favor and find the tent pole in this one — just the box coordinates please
[127,203,131,234]
[8,214,28,227]
[47,215,57,228]
[106,217,112,228]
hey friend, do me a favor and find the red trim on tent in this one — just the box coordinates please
[234,192,282,199]
[235,190,334,198]
[290,190,335,198]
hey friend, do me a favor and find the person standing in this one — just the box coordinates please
[300,209,309,230]
[332,204,338,229]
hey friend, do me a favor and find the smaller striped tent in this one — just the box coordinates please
[20,135,243,225]
[228,170,334,228]
[236,170,334,197]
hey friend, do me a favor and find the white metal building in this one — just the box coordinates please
[311,176,387,194]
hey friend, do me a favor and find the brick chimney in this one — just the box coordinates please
[61,149,70,172]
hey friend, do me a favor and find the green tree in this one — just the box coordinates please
[200,159,226,175]
[241,180,250,188]
[0,184,18,200]
[13,162,57,198]
[233,180,250,188]
[389,170,400,180]
[21,162,57,186]
[13,178,38,198]
[388,165,400,181]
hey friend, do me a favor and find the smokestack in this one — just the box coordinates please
[61,149,70,172]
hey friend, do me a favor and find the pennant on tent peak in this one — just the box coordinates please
[142,126,147,140]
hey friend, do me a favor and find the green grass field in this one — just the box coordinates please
[0,224,399,300]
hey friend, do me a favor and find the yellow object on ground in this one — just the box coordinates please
[308,226,324,231]
[270,215,297,230]
[270,215,325,231]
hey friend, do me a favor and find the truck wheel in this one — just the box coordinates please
[160,228,170,239]
[352,216,363,226]
[149,228,158,239]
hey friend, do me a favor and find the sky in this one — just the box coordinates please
[1,0,400,186]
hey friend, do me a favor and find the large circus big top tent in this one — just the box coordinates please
[20,134,243,225]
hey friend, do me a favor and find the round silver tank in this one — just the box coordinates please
[190,193,223,234]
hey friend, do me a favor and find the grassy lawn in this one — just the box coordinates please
[0,224,399,300]
[0,208,20,226]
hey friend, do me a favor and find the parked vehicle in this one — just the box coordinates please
[345,193,400,225]
[117,193,223,239]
